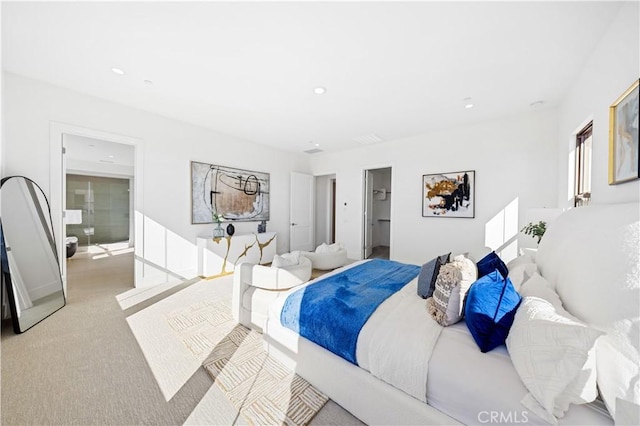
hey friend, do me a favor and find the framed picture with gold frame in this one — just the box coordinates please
[608,79,639,185]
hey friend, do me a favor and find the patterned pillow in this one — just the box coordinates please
[506,296,603,424]
[426,255,477,326]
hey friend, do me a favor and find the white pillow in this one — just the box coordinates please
[426,255,477,326]
[519,271,607,419]
[508,262,537,291]
[506,253,534,270]
[271,251,300,268]
[315,242,341,253]
[315,243,328,253]
[506,296,603,425]
[519,272,565,312]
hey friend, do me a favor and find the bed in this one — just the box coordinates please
[262,202,639,425]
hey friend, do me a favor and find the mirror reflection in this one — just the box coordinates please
[1,176,66,333]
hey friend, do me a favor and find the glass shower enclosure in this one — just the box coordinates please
[66,175,131,247]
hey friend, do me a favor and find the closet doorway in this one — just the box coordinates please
[363,167,391,259]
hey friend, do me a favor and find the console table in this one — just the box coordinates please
[196,232,277,277]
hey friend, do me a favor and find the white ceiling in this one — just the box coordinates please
[2,1,624,154]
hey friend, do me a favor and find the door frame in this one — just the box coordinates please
[331,178,336,244]
[363,169,374,259]
[49,123,144,293]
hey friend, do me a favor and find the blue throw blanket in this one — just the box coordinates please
[280,259,420,364]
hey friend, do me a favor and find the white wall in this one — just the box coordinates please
[2,73,310,286]
[557,1,639,208]
[310,109,558,265]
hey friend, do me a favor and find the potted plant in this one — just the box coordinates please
[212,212,225,239]
[521,221,547,244]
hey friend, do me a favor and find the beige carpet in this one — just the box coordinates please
[203,325,329,426]
[2,250,362,425]
[1,250,215,426]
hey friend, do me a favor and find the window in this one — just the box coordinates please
[574,122,593,206]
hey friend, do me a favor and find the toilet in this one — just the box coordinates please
[65,236,78,258]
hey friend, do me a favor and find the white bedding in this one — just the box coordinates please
[268,260,443,402]
[266,259,615,425]
[357,277,443,402]
[428,322,613,425]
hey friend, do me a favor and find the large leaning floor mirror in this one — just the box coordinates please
[1,176,66,334]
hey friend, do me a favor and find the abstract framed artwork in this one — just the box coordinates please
[191,161,270,224]
[422,170,475,218]
[609,79,639,185]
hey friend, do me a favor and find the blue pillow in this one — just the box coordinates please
[417,252,450,299]
[476,251,508,279]
[465,269,521,353]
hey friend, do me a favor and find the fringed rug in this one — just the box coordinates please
[203,325,329,426]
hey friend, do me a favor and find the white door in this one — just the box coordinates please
[363,170,373,259]
[290,172,315,252]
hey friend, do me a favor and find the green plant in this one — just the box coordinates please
[521,221,547,244]
[212,212,225,224]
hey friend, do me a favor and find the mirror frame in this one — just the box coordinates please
[1,176,66,333]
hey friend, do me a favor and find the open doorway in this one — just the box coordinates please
[63,135,135,291]
[363,167,391,260]
[314,174,337,247]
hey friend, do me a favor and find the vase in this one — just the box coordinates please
[213,223,224,239]
[226,223,235,236]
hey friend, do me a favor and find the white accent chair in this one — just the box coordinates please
[232,255,312,332]
[301,243,348,270]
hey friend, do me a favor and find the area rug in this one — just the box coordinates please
[125,275,236,400]
[203,325,329,426]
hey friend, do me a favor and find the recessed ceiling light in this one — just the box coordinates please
[108,155,114,158]
[530,100,544,108]
[111,67,125,75]
[463,97,474,109]
[144,79,153,85]
[464,103,474,109]
[314,87,326,95]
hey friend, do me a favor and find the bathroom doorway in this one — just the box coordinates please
[63,135,135,291]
